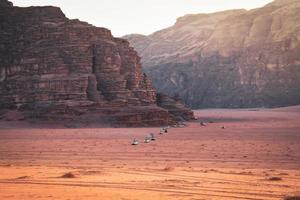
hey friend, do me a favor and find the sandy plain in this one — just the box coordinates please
[0,107,300,200]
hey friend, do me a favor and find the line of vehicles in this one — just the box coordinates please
[131,127,169,145]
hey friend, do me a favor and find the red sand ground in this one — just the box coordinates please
[0,107,300,200]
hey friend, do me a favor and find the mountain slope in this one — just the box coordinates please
[124,0,300,108]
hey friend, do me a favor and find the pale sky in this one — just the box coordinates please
[12,0,273,37]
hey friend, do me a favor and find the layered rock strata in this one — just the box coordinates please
[0,0,193,126]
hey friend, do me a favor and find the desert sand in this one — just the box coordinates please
[0,107,300,200]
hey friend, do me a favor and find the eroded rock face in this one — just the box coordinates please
[0,1,193,125]
[124,0,300,108]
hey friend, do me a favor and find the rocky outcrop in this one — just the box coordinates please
[157,93,194,121]
[124,0,300,108]
[0,0,193,126]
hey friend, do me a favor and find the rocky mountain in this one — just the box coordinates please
[124,0,300,108]
[0,0,193,126]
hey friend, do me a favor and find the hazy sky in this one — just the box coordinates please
[12,0,273,37]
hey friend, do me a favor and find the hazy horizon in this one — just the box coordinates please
[11,0,273,37]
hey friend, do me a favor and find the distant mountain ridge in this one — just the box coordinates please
[124,0,300,108]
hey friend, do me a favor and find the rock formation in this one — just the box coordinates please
[0,0,194,126]
[157,93,194,121]
[124,0,300,108]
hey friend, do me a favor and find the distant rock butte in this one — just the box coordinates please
[0,0,194,126]
[124,0,300,108]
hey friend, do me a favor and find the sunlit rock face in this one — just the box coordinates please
[124,0,300,108]
[0,0,194,125]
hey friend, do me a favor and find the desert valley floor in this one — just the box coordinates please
[0,107,300,200]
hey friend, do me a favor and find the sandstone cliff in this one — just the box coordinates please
[0,0,193,126]
[124,0,300,108]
